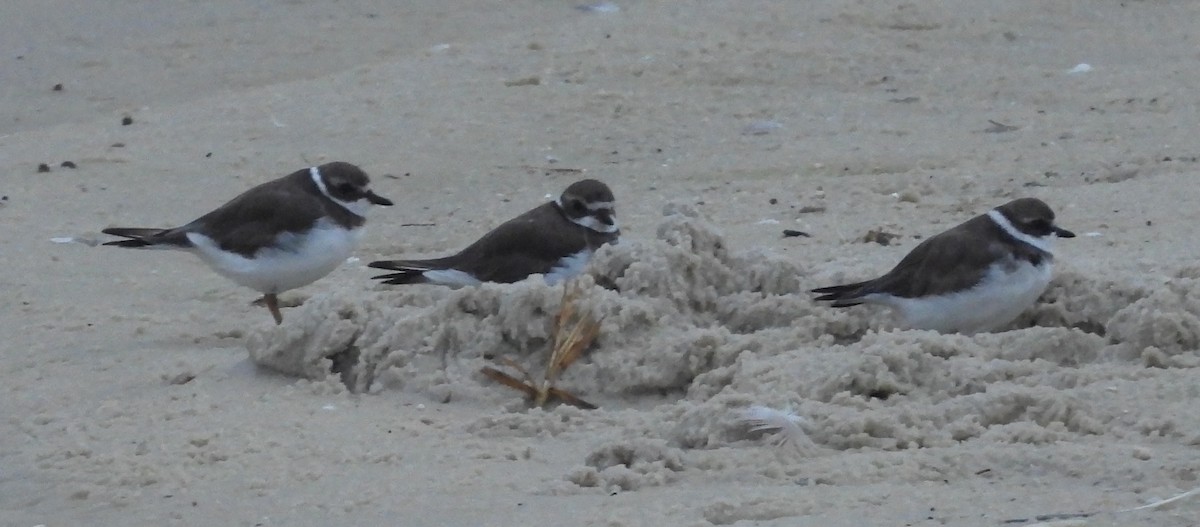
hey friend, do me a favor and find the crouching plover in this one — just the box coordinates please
[369,179,618,286]
[812,198,1075,334]
[102,161,393,324]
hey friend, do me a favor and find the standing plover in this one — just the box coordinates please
[102,161,392,324]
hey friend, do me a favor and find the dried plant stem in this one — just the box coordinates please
[482,281,600,410]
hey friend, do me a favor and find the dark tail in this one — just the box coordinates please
[811,281,873,307]
[101,227,185,248]
[368,260,431,285]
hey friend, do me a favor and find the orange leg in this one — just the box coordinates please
[263,294,282,325]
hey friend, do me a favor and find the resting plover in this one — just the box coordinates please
[812,197,1075,334]
[102,161,392,324]
[369,179,618,286]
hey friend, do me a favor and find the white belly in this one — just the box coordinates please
[879,260,1053,334]
[544,249,592,285]
[423,269,483,287]
[187,220,362,294]
[423,249,593,287]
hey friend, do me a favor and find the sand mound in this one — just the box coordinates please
[247,207,1199,464]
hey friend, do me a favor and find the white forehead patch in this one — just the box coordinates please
[987,210,1052,253]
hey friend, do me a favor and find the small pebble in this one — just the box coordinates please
[121,116,133,126]
[1102,166,1139,183]
[862,229,901,246]
[52,83,64,92]
[168,372,196,385]
[782,229,810,238]
[504,76,541,87]
[742,120,783,136]
[1067,63,1093,74]
[578,2,619,13]
[60,161,77,169]
[37,163,50,173]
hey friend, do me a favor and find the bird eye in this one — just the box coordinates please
[336,183,356,195]
[571,200,586,213]
[1028,219,1051,234]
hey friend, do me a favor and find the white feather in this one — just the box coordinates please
[737,405,814,451]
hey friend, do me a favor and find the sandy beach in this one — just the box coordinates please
[3,1,1200,525]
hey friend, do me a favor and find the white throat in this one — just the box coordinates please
[556,197,619,234]
[311,166,371,217]
[987,210,1053,253]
